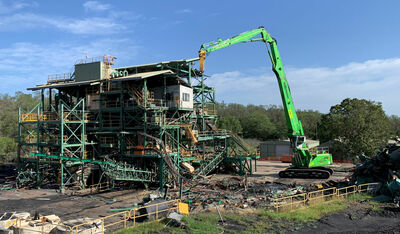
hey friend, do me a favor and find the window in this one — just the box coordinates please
[182,92,190,102]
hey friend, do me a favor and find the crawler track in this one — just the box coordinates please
[278,167,333,179]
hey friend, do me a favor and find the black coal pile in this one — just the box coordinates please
[352,141,400,202]
[0,164,17,190]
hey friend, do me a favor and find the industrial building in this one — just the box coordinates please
[17,55,257,190]
[259,140,321,160]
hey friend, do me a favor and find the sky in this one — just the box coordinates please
[1,0,400,115]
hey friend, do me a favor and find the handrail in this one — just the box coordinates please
[271,183,380,211]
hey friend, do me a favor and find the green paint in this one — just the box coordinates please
[199,26,333,169]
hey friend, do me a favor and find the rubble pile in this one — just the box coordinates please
[0,164,16,190]
[352,142,400,202]
[0,212,104,234]
[175,176,308,213]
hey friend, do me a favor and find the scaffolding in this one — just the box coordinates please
[17,55,258,190]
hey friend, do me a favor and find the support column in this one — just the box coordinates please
[143,79,147,147]
[60,159,65,193]
[49,89,52,111]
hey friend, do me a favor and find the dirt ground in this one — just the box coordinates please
[0,161,352,214]
[0,189,148,216]
[5,160,393,234]
[217,201,400,234]
[294,202,400,234]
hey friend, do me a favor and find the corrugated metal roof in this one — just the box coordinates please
[28,80,93,90]
[110,70,173,81]
[28,70,175,91]
[115,57,200,70]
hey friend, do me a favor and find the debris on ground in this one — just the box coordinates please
[0,212,107,234]
[167,212,184,227]
[352,140,400,202]
[0,212,61,234]
[170,176,318,213]
[58,217,103,234]
[107,198,117,204]
[0,164,17,190]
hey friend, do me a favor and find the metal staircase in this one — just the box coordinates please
[229,132,249,152]
[194,151,225,178]
[100,162,155,182]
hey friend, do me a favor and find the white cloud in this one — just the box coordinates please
[0,0,38,14]
[207,58,400,115]
[175,9,192,14]
[0,39,140,94]
[0,13,125,34]
[83,1,111,12]
[55,17,124,34]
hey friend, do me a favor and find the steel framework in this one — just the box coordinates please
[17,56,258,190]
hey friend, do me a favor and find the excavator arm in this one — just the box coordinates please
[199,26,303,141]
[199,26,333,178]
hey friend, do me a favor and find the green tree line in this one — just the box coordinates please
[217,103,323,140]
[0,92,398,162]
[0,92,40,162]
[217,99,399,160]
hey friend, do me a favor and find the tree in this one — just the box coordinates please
[318,98,390,160]
[0,137,17,162]
[264,105,287,139]
[0,92,39,162]
[297,110,322,139]
[217,115,242,133]
[388,115,400,137]
[240,112,276,140]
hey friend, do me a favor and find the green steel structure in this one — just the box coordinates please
[199,26,333,179]
[17,56,258,190]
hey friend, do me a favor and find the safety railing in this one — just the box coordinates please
[41,112,59,121]
[308,187,337,204]
[21,112,60,122]
[75,56,103,65]
[358,182,380,193]
[337,185,357,198]
[272,193,307,211]
[272,183,380,212]
[9,199,182,234]
[48,73,73,83]
[20,113,39,122]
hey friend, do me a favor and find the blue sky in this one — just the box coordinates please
[1,0,400,115]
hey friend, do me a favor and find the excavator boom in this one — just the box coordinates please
[199,26,333,179]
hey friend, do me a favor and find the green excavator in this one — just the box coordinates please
[199,26,333,179]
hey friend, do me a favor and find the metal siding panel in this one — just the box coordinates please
[75,62,102,82]
[260,143,269,158]
[276,144,291,157]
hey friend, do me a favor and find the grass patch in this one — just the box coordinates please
[114,220,172,234]
[224,213,253,226]
[370,203,383,211]
[345,193,382,211]
[240,220,273,234]
[114,193,379,234]
[182,212,223,233]
[261,199,348,222]
[345,193,372,202]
